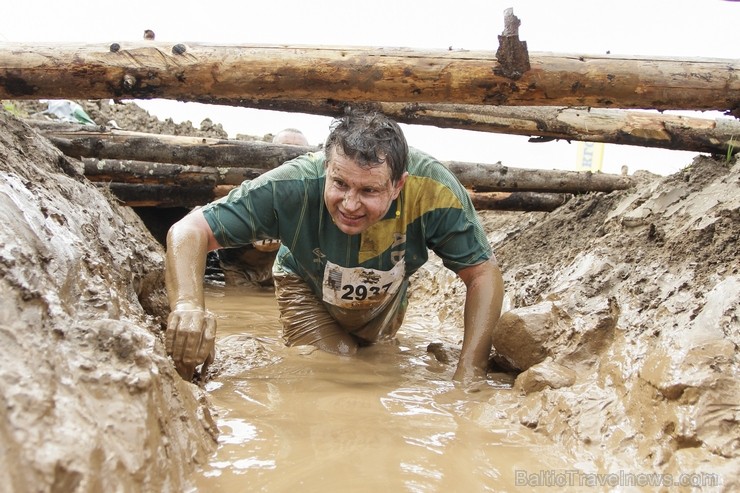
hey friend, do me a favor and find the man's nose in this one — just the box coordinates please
[342,190,361,211]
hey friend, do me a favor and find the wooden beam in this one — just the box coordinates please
[469,191,570,212]
[81,156,633,194]
[2,42,738,114]
[81,158,264,185]
[445,161,633,193]
[30,121,315,168]
[222,99,740,155]
[98,182,571,212]
[99,183,218,208]
[29,121,634,193]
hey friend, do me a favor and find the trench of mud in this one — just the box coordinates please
[2,103,737,492]
[190,285,576,492]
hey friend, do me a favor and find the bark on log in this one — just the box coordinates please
[81,156,632,194]
[1,42,738,114]
[228,99,739,155]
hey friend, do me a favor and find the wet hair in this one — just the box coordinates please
[324,110,408,184]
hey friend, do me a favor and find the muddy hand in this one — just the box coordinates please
[165,308,217,381]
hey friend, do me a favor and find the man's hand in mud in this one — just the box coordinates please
[165,307,217,381]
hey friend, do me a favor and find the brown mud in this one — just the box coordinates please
[192,285,572,491]
[1,99,738,492]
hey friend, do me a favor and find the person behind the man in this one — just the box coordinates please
[165,111,504,383]
[271,127,310,147]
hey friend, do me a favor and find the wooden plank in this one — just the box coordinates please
[2,42,738,114]
[229,99,739,155]
[80,155,633,194]
[99,182,571,212]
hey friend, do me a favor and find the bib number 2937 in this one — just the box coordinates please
[323,260,405,308]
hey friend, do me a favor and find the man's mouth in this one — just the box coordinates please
[337,209,363,223]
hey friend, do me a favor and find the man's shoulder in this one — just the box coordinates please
[406,147,456,182]
[408,147,447,176]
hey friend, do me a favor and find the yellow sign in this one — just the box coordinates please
[575,141,604,172]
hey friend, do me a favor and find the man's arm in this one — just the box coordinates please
[454,257,504,384]
[164,210,221,380]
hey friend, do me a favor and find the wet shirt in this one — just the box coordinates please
[201,148,491,325]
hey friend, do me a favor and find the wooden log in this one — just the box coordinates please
[32,99,739,158]
[80,155,632,194]
[469,191,570,212]
[98,182,570,212]
[99,183,218,208]
[396,105,740,155]
[445,161,633,193]
[30,122,315,168]
[81,158,264,185]
[33,121,635,194]
[1,42,738,114]
[225,99,740,156]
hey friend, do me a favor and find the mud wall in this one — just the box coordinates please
[409,156,740,488]
[0,111,216,492]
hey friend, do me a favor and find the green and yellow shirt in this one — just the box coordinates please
[202,148,491,325]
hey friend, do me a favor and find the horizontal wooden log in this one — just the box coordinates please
[230,99,740,155]
[2,42,738,114]
[30,121,315,168]
[32,121,635,194]
[469,191,570,212]
[82,158,264,185]
[99,183,218,208]
[446,161,633,193]
[99,182,570,212]
[81,156,633,194]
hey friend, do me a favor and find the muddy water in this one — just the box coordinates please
[189,285,573,492]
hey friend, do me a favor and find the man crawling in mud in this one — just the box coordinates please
[164,110,504,384]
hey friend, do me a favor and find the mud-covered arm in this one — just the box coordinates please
[164,210,222,380]
[453,257,504,384]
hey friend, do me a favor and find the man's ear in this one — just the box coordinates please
[392,172,409,199]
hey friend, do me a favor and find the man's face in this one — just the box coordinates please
[323,149,407,236]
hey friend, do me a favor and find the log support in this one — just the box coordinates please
[1,42,738,114]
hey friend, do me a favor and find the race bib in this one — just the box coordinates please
[322,259,405,309]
